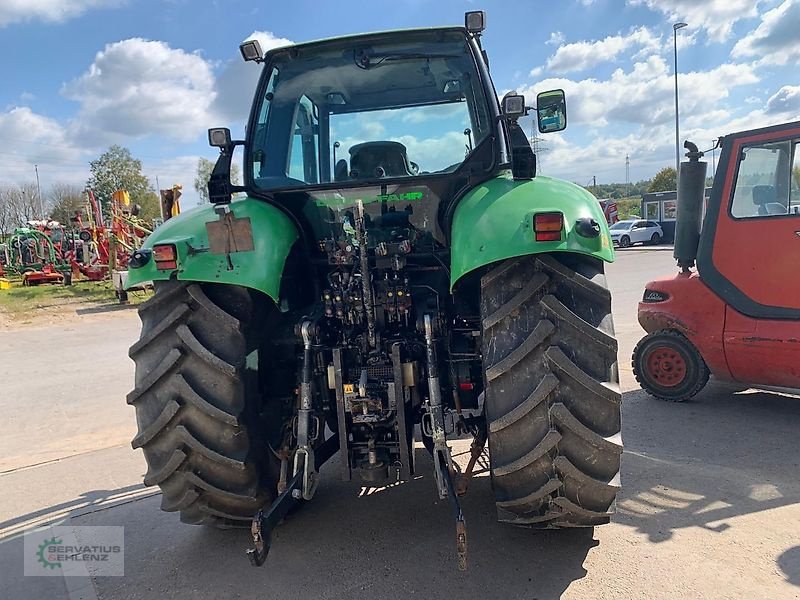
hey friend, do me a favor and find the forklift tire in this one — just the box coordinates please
[127,280,278,527]
[632,330,709,402]
[619,235,631,248]
[480,254,621,527]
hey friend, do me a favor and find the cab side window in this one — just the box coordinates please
[731,139,795,218]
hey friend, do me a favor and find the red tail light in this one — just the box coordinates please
[533,212,564,242]
[153,244,177,270]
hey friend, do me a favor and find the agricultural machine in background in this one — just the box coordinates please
[634,121,800,401]
[126,11,621,571]
[598,198,619,225]
[0,186,174,295]
[0,221,71,285]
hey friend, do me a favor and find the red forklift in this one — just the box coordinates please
[633,121,800,400]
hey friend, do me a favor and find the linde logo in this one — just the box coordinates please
[644,290,668,302]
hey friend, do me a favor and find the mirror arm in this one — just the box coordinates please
[208,141,245,204]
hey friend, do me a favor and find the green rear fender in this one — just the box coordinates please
[126,197,299,303]
[450,174,615,290]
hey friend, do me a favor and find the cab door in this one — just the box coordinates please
[697,121,800,386]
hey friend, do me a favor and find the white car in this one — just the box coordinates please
[608,219,664,248]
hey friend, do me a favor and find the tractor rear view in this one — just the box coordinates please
[126,11,622,569]
[634,121,800,401]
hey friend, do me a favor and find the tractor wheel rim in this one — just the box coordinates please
[645,346,687,388]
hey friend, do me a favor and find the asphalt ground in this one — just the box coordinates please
[2,246,800,599]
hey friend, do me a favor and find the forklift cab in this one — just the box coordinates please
[636,121,800,398]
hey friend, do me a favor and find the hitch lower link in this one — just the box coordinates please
[247,321,332,567]
[424,314,468,571]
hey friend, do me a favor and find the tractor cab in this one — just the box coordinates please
[635,121,800,400]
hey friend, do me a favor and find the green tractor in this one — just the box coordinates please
[126,11,621,568]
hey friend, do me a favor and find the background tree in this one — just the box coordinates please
[0,182,43,227]
[0,186,14,238]
[648,167,677,193]
[48,183,85,226]
[87,145,152,212]
[194,157,242,203]
[135,191,162,225]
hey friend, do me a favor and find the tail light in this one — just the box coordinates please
[533,212,563,242]
[153,244,178,270]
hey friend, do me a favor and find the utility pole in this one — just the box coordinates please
[625,154,630,191]
[593,175,597,196]
[529,121,548,173]
[34,164,43,218]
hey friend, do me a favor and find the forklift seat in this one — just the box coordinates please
[752,185,787,216]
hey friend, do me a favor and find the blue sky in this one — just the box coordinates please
[0,0,798,208]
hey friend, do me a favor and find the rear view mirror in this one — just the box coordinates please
[536,89,567,133]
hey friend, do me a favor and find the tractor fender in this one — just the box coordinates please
[450,173,615,290]
[126,197,299,303]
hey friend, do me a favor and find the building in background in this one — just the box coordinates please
[641,188,712,242]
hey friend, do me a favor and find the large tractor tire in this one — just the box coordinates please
[480,254,622,527]
[127,281,277,527]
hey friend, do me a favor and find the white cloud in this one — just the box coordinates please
[543,27,662,74]
[0,107,88,186]
[212,31,294,125]
[546,31,565,46]
[535,78,800,185]
[732,0,800,65]
[764,85,800,115]
[0,0,123,26]
[627,0,761,42]
[521,57,758,128]
[62,38,216,144]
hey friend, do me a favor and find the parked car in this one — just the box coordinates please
[608,219,663,248]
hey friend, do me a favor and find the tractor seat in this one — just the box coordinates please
[752,184,787,216]
[348,141,414,179]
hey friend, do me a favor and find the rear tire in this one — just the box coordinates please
[480,254,622,527]
[632,330,709,401]
[128,281,278,527]
[650,233,661,245]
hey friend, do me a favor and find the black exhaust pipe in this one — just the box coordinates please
[673,140,707,272]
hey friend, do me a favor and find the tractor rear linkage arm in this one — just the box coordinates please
[247,433,340,567]
[248,313,481,570]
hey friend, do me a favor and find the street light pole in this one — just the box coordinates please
[34,164,43,218]
[673,22,688,182]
